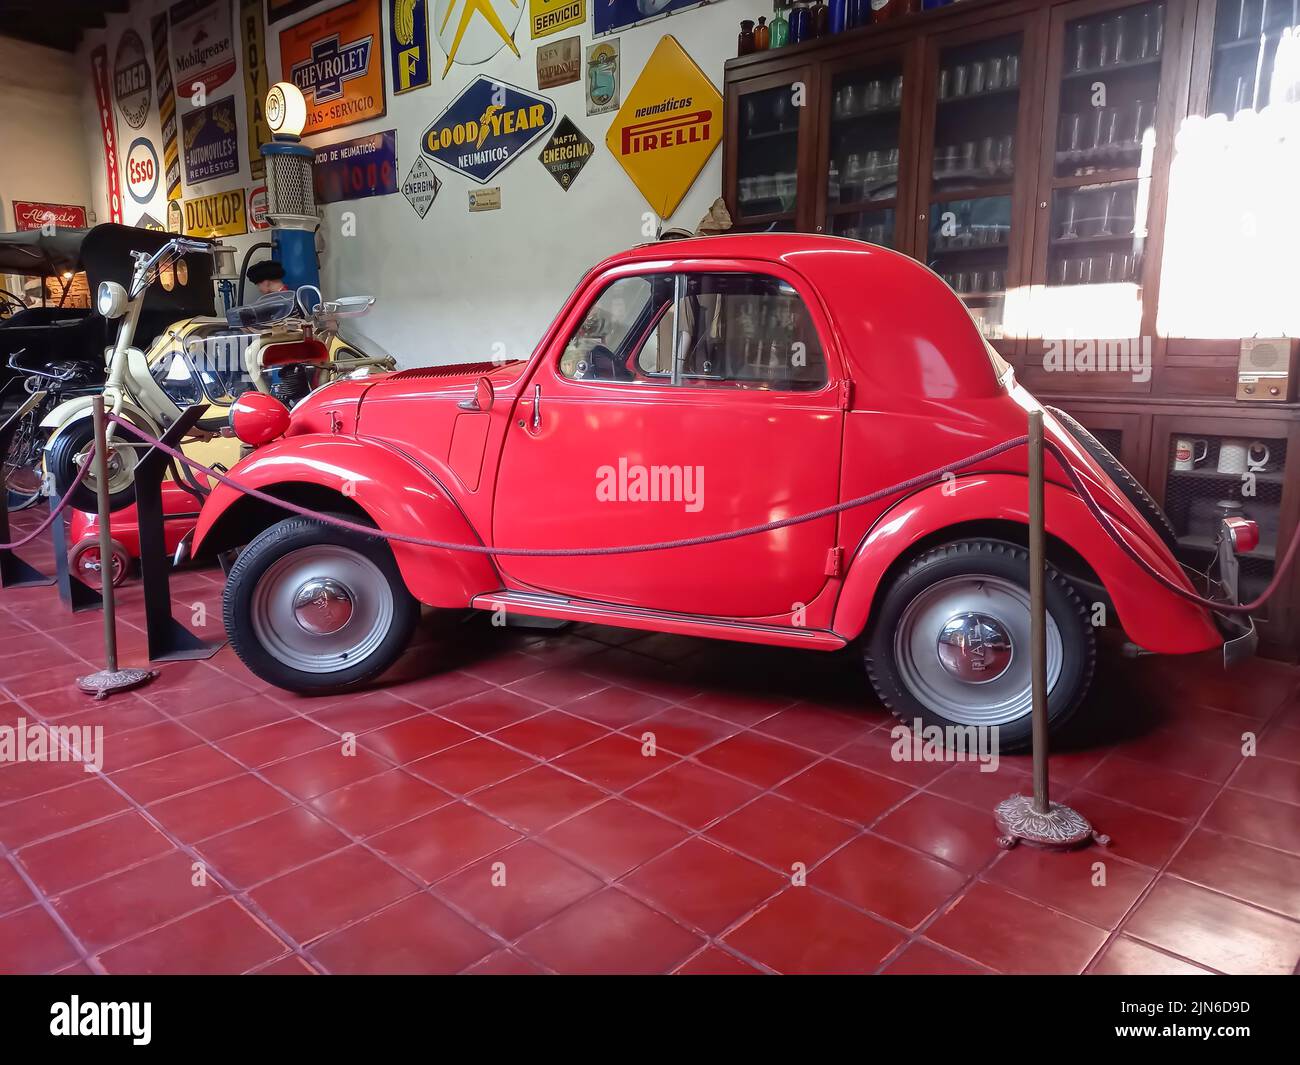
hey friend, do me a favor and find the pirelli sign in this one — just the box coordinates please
[606,36,722,219]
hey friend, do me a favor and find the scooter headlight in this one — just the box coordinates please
[96,281,128,319]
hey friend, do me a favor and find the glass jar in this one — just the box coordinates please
[754,16,771,48]
[771,0,791,47]
[738,19,756,55]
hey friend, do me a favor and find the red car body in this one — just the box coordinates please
[195,235,1221,657]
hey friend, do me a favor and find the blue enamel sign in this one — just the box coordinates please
[420,75,555,185]
[314,129,398,204]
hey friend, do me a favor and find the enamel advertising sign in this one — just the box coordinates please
[126,138,161,204]
[432,0,523,78]
[151,13,182,201]
[168,0,237,98]
[240,0,270,179]
[594,0,706,36]
[529,0,584,39]
[113,29,152,130]
[537,35,580,89]
[585,38,619,116]
[421,75,555,184]
[12,202,88,232]
[182,189,247,238]
[539,116,593,191]
[314,130,399,203]
[90,46,124,224]
[182,96,240,184]
[389,0,431,94]
[280,0,387,136]
[606,36,721,218]
[400,157,441,219]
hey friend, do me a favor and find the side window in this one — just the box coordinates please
[642,273,828,392]
[558,275,673,383]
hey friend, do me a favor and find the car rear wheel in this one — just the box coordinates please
[223,516,418,692]
[864,539,1095,750]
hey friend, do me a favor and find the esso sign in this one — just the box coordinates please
[125,138,159,204]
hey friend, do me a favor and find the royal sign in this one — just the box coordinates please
[182,189,247,238]
[126,138,160,204]
[182,95,239,185]
[12,202,88,232]
[314,130,398,204]
[280,0,386,136]
[114,29,152,130]
[168,0,237,98]
[606,36,721,219]
[421,75,555,184]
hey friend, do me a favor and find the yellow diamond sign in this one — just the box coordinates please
[606,36,722,220]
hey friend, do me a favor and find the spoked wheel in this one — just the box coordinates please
[865,539,1095,750]
[224,516,418,692]
[45,418,139,513]
[69,539,131,588]
[4,405,46,510]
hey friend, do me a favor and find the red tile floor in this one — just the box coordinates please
[1,527,1299,974]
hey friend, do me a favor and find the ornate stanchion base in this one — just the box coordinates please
[995,794,1110,850]
[76,667,158,700]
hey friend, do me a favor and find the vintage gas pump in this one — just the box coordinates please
[259,82,320,291]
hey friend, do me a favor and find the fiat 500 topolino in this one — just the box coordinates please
[192,235,1253,747]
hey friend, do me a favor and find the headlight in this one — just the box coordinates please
[96,281,128,319]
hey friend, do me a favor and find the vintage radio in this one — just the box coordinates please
[1236,337,1300,402]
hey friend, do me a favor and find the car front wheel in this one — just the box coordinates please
[864,539,1095,750]
[223,516,418,692]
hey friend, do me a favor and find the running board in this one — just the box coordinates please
[471,592,847,651]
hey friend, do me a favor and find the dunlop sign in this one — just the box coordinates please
[182,189,247,237]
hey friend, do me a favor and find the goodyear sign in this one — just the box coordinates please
[530,0,584,39]
[606,36,721,219]
[421,76,555,184]
[182,189,247,238]
[389,0,430,94]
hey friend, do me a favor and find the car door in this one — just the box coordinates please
[492,261,845,619]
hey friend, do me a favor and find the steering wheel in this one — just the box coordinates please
[578,344,635,382]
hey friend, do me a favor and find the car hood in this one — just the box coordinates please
[359,359,529,400]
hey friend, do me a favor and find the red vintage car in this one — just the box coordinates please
[191,235,1254,746]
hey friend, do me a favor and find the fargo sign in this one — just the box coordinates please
[421,75,554,184]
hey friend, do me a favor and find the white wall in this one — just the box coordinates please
[0,37,95,229]
[73,0,749,365]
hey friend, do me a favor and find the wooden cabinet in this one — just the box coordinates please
[724,0,1300,657]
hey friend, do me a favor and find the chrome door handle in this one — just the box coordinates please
[531,384,542,430]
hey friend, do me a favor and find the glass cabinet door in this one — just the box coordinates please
[923,27,1030,345]
[823,57,907,249]
[1028,0,1179,348]
[731,77,809,233]
[1207,0,1300,117]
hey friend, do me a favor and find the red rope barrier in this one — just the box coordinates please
[0,446,96,551]
[102,413,1300,616]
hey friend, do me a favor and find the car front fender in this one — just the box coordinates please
[832,474,1222,655]
[193,435,499,608]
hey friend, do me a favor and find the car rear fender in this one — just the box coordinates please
[832,474,1222,655]
[192,435,499,607]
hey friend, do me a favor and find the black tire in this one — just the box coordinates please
[1046,405,1178,551]
[45,418,138,513]
[223,516,418,693]
[865,539,1096,750]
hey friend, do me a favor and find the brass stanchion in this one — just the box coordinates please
[76,398,156,700]
[994,408,1107,849]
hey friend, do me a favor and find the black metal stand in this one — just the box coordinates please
[133,405,224,662]
[0,391,54,588]
[52,495,103,612]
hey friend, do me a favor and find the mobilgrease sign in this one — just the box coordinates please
[421,75,554,184]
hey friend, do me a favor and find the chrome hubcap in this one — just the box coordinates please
[937,612,1014,683]
[293,578,354,635]
[895,574,1062,726]
[250,545,393,673]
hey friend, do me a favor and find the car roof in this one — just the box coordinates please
[593,233,1005,401]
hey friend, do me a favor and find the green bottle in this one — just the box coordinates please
[771,0,790,47]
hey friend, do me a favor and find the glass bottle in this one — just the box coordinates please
[811,0,829,36]
[754,16,771,49]
[872,0,898,22]
[829,0,848,33]
[789,1,811,43]
[770,0,790,47]
[738,19,756,55]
